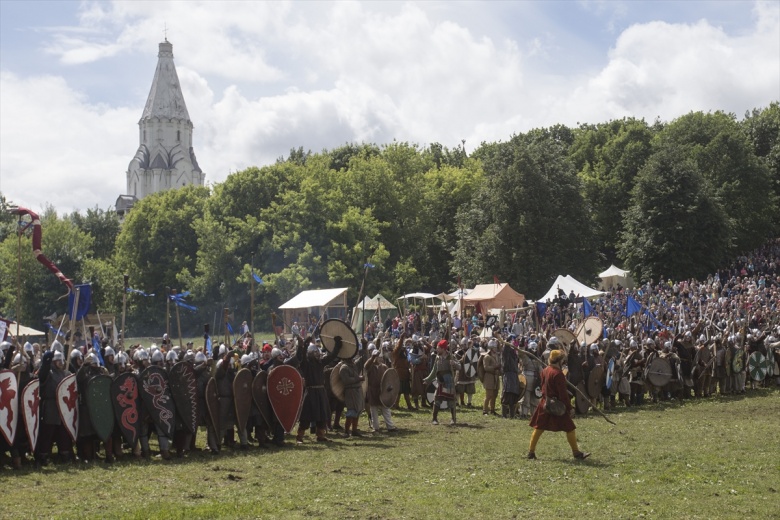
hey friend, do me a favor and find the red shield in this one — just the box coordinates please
[22,379,40,450]
[0,369,19,445]
[57,373,79,442]
[267,365,304,434]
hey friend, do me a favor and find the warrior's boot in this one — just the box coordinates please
[414,398,420,409]
[160,449,171,460]
[104,440,115,463]
[351,419,362,437]
[502,405,509,418]
[316,427,331,442]
[432,407,439,425]
[296,427,306,445]
[405,394,414,410]
[450,406,457,425]
[12,456,22,470]
[342,418,352,438]
[460,394,466,406]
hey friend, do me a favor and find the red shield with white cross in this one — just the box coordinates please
[267,365,304,434]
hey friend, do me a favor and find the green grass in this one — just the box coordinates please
[3,387,779,519]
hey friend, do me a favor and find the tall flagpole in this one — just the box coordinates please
[173,289,183,348]
[165,286,171,343]
[121,274,128,349]
[250,253,255,341]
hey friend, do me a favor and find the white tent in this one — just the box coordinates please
[537,275,605,303]
[279,288,349,332]
[351,294,398,331]
[598,265,635,290]
[0,320,46,338]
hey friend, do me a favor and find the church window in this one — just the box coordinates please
[177,130,180,142]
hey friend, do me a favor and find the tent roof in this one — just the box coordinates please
[463,283,525,308]
[537,275,605,302]
[356,294,398,311]
[435,288,472,301]
[397,292,437,300]
[4,321,46,337]
[279,288,348,309]
[598,264,631,278]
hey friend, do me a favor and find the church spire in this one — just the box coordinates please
[141,40,190,122]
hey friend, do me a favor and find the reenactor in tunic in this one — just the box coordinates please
[36,350,74,465]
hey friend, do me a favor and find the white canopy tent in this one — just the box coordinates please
[537,275,605,303]
[351,294,398,331]
[598,265,635,290]
[0,320,46,339]
[279,288,349,333]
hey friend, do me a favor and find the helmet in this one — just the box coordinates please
[151,350,164,363]
[412,334,420,343]
[548,337,560,347]
[166,350,178,363]
[684,331,692,340]
[53,351,65,363]
[663,341,672,351]
[218,344,227,356]
[183,350,195,362]
[528,341,538,351]
[104,346,115,358]
[150,343,158,352]
[381,341,390,350]
[614,339,622,348]
[195,352,207,363]
[0,341,11,352]
[116,352,128,366]
[487,339,497,349]
[24,342,33,353]
[70,349,83,361]
[12,353,27,367]
[51,340,64,353]
[698,334,706,344]
[84,353,99,366]
[368,343,376,353]
[135,349,149,362]
[240,354,253,366]
[271,347,282,359]
[307,343,319,354]
[630,340,638,349]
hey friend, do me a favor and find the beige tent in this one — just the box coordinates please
[463,283,525,313]
[1,320,46,338]
[351,294,398,331]
[598,265,635,290]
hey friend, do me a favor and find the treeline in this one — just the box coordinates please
[1,105,778,336]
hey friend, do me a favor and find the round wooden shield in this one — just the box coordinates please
[425,380,448,409]
[0,370,19,446]
[518,373,527,397]
[21,379,40,451]
[139,366,176,438]
[56,373,79,442]
[329,362,345,401]
[748,352,767,381]
[575,381,589,414]
[251,371,272,428]
[267,365,304,434]
[86,374,114,442]
[646,356,672,387]
[205,377,220,436]
[233,368,253,431]
[732,350,745,373]
[111,372,141,445]
[169,362,199,435]
[577,317,603,346]
[320,319,359,360]
[553,329,577,354]
[380,368,400,408]
[587,364,604,398]
[463,348,479,378]
[605,357,615,389]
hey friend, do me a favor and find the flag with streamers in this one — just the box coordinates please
[127,288,156,297]
[47,323,65,337]
[170,291,198,312]
[364,263,375,269]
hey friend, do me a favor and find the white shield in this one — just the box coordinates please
[22,379,40,450]
[57,373,79,442]
[0,369,19,445]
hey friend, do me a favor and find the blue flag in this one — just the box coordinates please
[47,324,65,337]
[169,291,197,312]
[535,302,547,319]
[252,272,263,284]
[626,296,642,317]
[67,284,92,321]
[226,322,234,335]
[583,298,594,317]
[91,334,105,366]
[364,263,375,269]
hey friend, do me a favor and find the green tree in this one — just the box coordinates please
[619,144,732,282]
[67,206,120,260]
[742,102,780,212]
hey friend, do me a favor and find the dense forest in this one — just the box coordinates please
[1,105,778,335]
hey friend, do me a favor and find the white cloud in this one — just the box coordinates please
[1,1,778,214]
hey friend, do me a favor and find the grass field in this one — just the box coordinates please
[3,386,778,520]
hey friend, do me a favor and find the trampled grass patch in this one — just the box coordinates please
[3,387,778,519]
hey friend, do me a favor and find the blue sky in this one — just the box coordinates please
[1,1,778,214]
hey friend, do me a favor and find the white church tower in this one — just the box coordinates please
[117,39,205,217]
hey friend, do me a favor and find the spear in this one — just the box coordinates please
[497,336,617,426]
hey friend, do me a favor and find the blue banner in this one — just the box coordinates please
[625,296,642,317]
[127,287,156,297]
[67,284,92,321]
[252,272,263,284]
[583,298,594,317]
[92,334,105,366]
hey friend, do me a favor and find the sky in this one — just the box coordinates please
[1,0,778,215]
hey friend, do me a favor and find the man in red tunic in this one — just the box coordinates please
[527,349,590,460]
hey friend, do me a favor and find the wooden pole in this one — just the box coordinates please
[165,287,171,343]
[173,289,183,349]
[121,274,128,349]
[64,286,81,367]
[16,232,21,341]
[224,307,230,347]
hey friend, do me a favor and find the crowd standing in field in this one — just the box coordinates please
[1,241,779,469]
